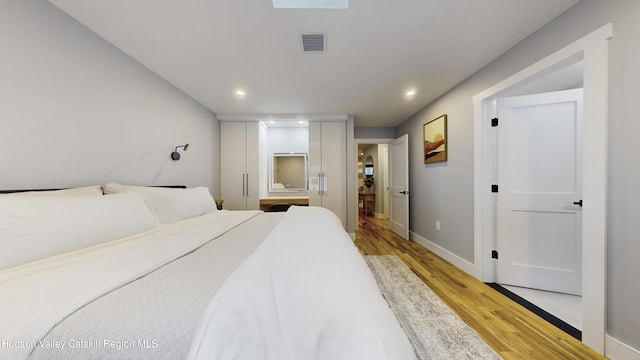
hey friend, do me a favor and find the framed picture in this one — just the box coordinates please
[423,114,447,164]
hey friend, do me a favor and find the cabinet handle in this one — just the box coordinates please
[242,174,246,196]
[246,173,249,197]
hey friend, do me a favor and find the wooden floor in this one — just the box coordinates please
[354,215,607,360]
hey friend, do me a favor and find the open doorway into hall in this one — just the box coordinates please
[357,143,389,225]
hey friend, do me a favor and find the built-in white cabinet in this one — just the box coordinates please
[308,121,346,227]
[220,122,259,210]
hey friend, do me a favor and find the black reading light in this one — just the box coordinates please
[171,144,189,161]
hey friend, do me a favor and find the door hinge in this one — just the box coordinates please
[491,250,499,259]
[491,117,499,127]
[491,184,499,193]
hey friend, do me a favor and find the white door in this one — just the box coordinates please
[308,122,346,227]
[308,121,322,206]
[389,134,409,240]
[220,122,259,210]
[245,122,260,210]
[321,122,346,227]
[220,122,246,210]
[496,89,583,295]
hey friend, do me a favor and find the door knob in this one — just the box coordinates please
[573,200,583,207]
[399,191,409,195]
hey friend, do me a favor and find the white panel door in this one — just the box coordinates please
[220,122,259,210]
[221,122,247,210]
[308,122,346,227]
[308,122,322,209]
[389,134,409,240]
[321,122,346,227]
[245,122,260,210]
[497,89,583,295]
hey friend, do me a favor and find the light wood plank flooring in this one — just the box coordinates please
[355,215,607,360]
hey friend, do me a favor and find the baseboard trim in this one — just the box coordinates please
[410,231,475,276]
[606,335,640,360]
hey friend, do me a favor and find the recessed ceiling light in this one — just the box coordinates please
[236,90,246,96]
[405,90,416,97]
[273,0,348,9]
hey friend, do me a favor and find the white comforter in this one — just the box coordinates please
[188,206,417,360]
[0,210,261,360]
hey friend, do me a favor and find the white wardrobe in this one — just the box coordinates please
[220,121,259,210]
[308,121,346,228]
[220,119,347,227]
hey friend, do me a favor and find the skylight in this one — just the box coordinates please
[272,0,348,9]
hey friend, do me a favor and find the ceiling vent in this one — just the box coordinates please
[301,33,326,52]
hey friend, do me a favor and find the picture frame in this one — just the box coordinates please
[423,114,447,164]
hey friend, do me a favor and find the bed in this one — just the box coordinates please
[0,184,416,359]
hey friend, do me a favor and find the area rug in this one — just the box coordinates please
[364,255,501,360]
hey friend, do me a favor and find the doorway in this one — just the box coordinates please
[473,24,611,353]
[355,135,410,241]
[356,142,389,221]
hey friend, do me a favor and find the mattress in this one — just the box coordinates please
[1,205,416,360]
[27,212,284,360]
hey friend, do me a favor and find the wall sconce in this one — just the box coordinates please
[171,144,189,161]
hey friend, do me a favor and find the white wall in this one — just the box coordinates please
[378,143,389,219]
[395,0,640,354]
[354,127,395,139]
[0,0,219,194]
[267,127,309,154]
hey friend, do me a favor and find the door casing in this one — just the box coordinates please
[473,24,611,353]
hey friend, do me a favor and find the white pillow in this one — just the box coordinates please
[2,185,103,197]
[102,183,216,224]
[0,192,159,271]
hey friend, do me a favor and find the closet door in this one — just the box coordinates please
[244,122,259,210]
[220,122,259,210]
[308,122,323,209]
[321,122,346,226]
[308,121,346,227]
[221,122,245,210]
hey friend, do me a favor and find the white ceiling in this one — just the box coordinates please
[48,0,579,127]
